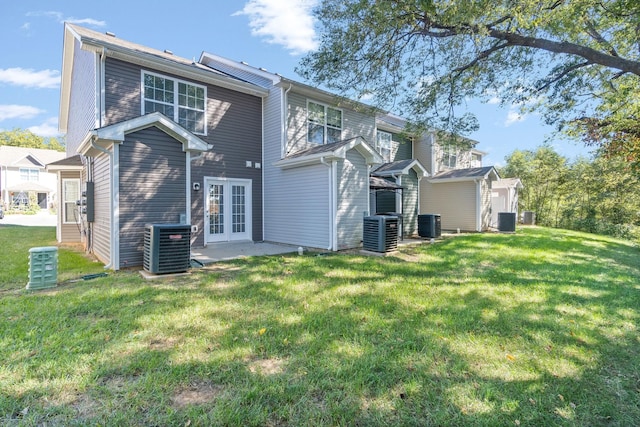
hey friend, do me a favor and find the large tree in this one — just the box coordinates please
[299,0,640,160]
[0,129,65,152]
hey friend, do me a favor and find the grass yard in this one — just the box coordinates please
[0,225,639,426]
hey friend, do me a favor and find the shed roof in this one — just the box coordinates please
[370,176,403,189]
[372,159,428,177]
[429,166,499,183]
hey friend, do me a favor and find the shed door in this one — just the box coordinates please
[205,178,252,243]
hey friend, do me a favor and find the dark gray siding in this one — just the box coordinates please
[66,38,97,155]
[118,127,186,268]
[91,152,111,265]
[104,58,263,247]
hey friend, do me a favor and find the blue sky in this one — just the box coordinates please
[0,0,593,166]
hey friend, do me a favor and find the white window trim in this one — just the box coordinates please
[62,178,80,224]
[376,130,393,162]
[306,100,343,144]
[442,145,457,168]
[141,70,208,136]
[19,168,40,182]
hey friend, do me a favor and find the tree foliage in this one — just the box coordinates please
[299,0,640,161]
[501,146,640,239]
[0,129,65,152]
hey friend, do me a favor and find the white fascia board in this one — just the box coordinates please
[80,41,268,99]
[59,24,82,133]
[274,152,343,169]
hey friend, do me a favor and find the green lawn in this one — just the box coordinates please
[1,226,639,426]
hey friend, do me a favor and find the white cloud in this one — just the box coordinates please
[0,68,60,89]
[504,110,526,127]
[26,11,106,27]
[234,0,318,55]
[28,117,61,137]
[0,105,44,121]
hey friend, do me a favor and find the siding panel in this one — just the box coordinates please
[91,152,111,264]
[66,39,97,155]
[118,127,186,267]
[336,149,369,249]
[421,181,477,231]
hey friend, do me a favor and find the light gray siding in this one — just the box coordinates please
[336,149,369,249]
[391,133,412,162]
[480,179,492,231]
[285,92,376,155]
[263,163,331,249]
[401,169,419,236]
[118,127,187,267]
[66,38,97,155]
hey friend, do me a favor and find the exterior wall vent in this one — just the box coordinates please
[363,215,398,253]
[143,224,191,274]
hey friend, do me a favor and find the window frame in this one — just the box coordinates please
[307,100,342,144]
[19,168,40,182]
[442,145,458,168]
[62,178,80,224]
[376,130,393,163]
[141,70,207,135]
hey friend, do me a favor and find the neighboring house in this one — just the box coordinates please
[0,145,65,210]
[56,23,267,269]
[491,178,524,227]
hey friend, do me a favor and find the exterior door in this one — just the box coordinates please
[205,178,252,243]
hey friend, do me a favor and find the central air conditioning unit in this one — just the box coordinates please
[363,215,399,253]
[418,214,441,238]
[498,212,517,233]
[143,223,191,274]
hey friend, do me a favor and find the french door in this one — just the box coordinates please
[205,178,252,243]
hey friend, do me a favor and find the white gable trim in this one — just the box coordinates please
[77,112,212,156]
[274,137,383,170]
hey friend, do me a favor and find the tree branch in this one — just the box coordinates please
[536,61,592,91]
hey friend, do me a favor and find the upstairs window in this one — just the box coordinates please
[307,101,342,144]
[20,168,40,181]
[143,72,206,134]
[376,131,392,162]
[471,153,482,167]
[442,145,457,168]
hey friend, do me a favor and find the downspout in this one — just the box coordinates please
[475,178,482,232]
[281,83,293,158]
[320,157,334,251]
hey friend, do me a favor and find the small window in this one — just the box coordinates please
[142,71,206,134]
[62,179,80,224]
[307,101,342,144]
[376,131,392,162]
[442,145,457,168]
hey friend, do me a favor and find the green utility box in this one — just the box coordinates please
[26,246,58,290]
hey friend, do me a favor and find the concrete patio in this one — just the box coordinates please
[190,241,300,264]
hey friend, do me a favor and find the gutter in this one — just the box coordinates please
[281,83,292,158]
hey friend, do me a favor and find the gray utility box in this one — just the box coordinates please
[363,215,398,253]
[498,212,517,233]
[418,214,441,238]
[143,223,191,274]
[27,246,58,290]
[523,211,536,225]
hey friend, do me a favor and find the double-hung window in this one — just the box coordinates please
[376,131,392,162]
[307,101,342,144]
[143,72,206,134]
[20,168,39,181]
[442,145,457,168]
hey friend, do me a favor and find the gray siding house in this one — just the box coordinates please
[57,24,267,269]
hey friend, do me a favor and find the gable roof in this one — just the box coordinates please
[370,176,403,189]
[493,177,524,189]
[60,24,268,133]
[46,154,84,171]
[372,159,428,178]
[429,166,500,183]
[0,145,65,168]
[77,112,212,156]
[274,137,383,169]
